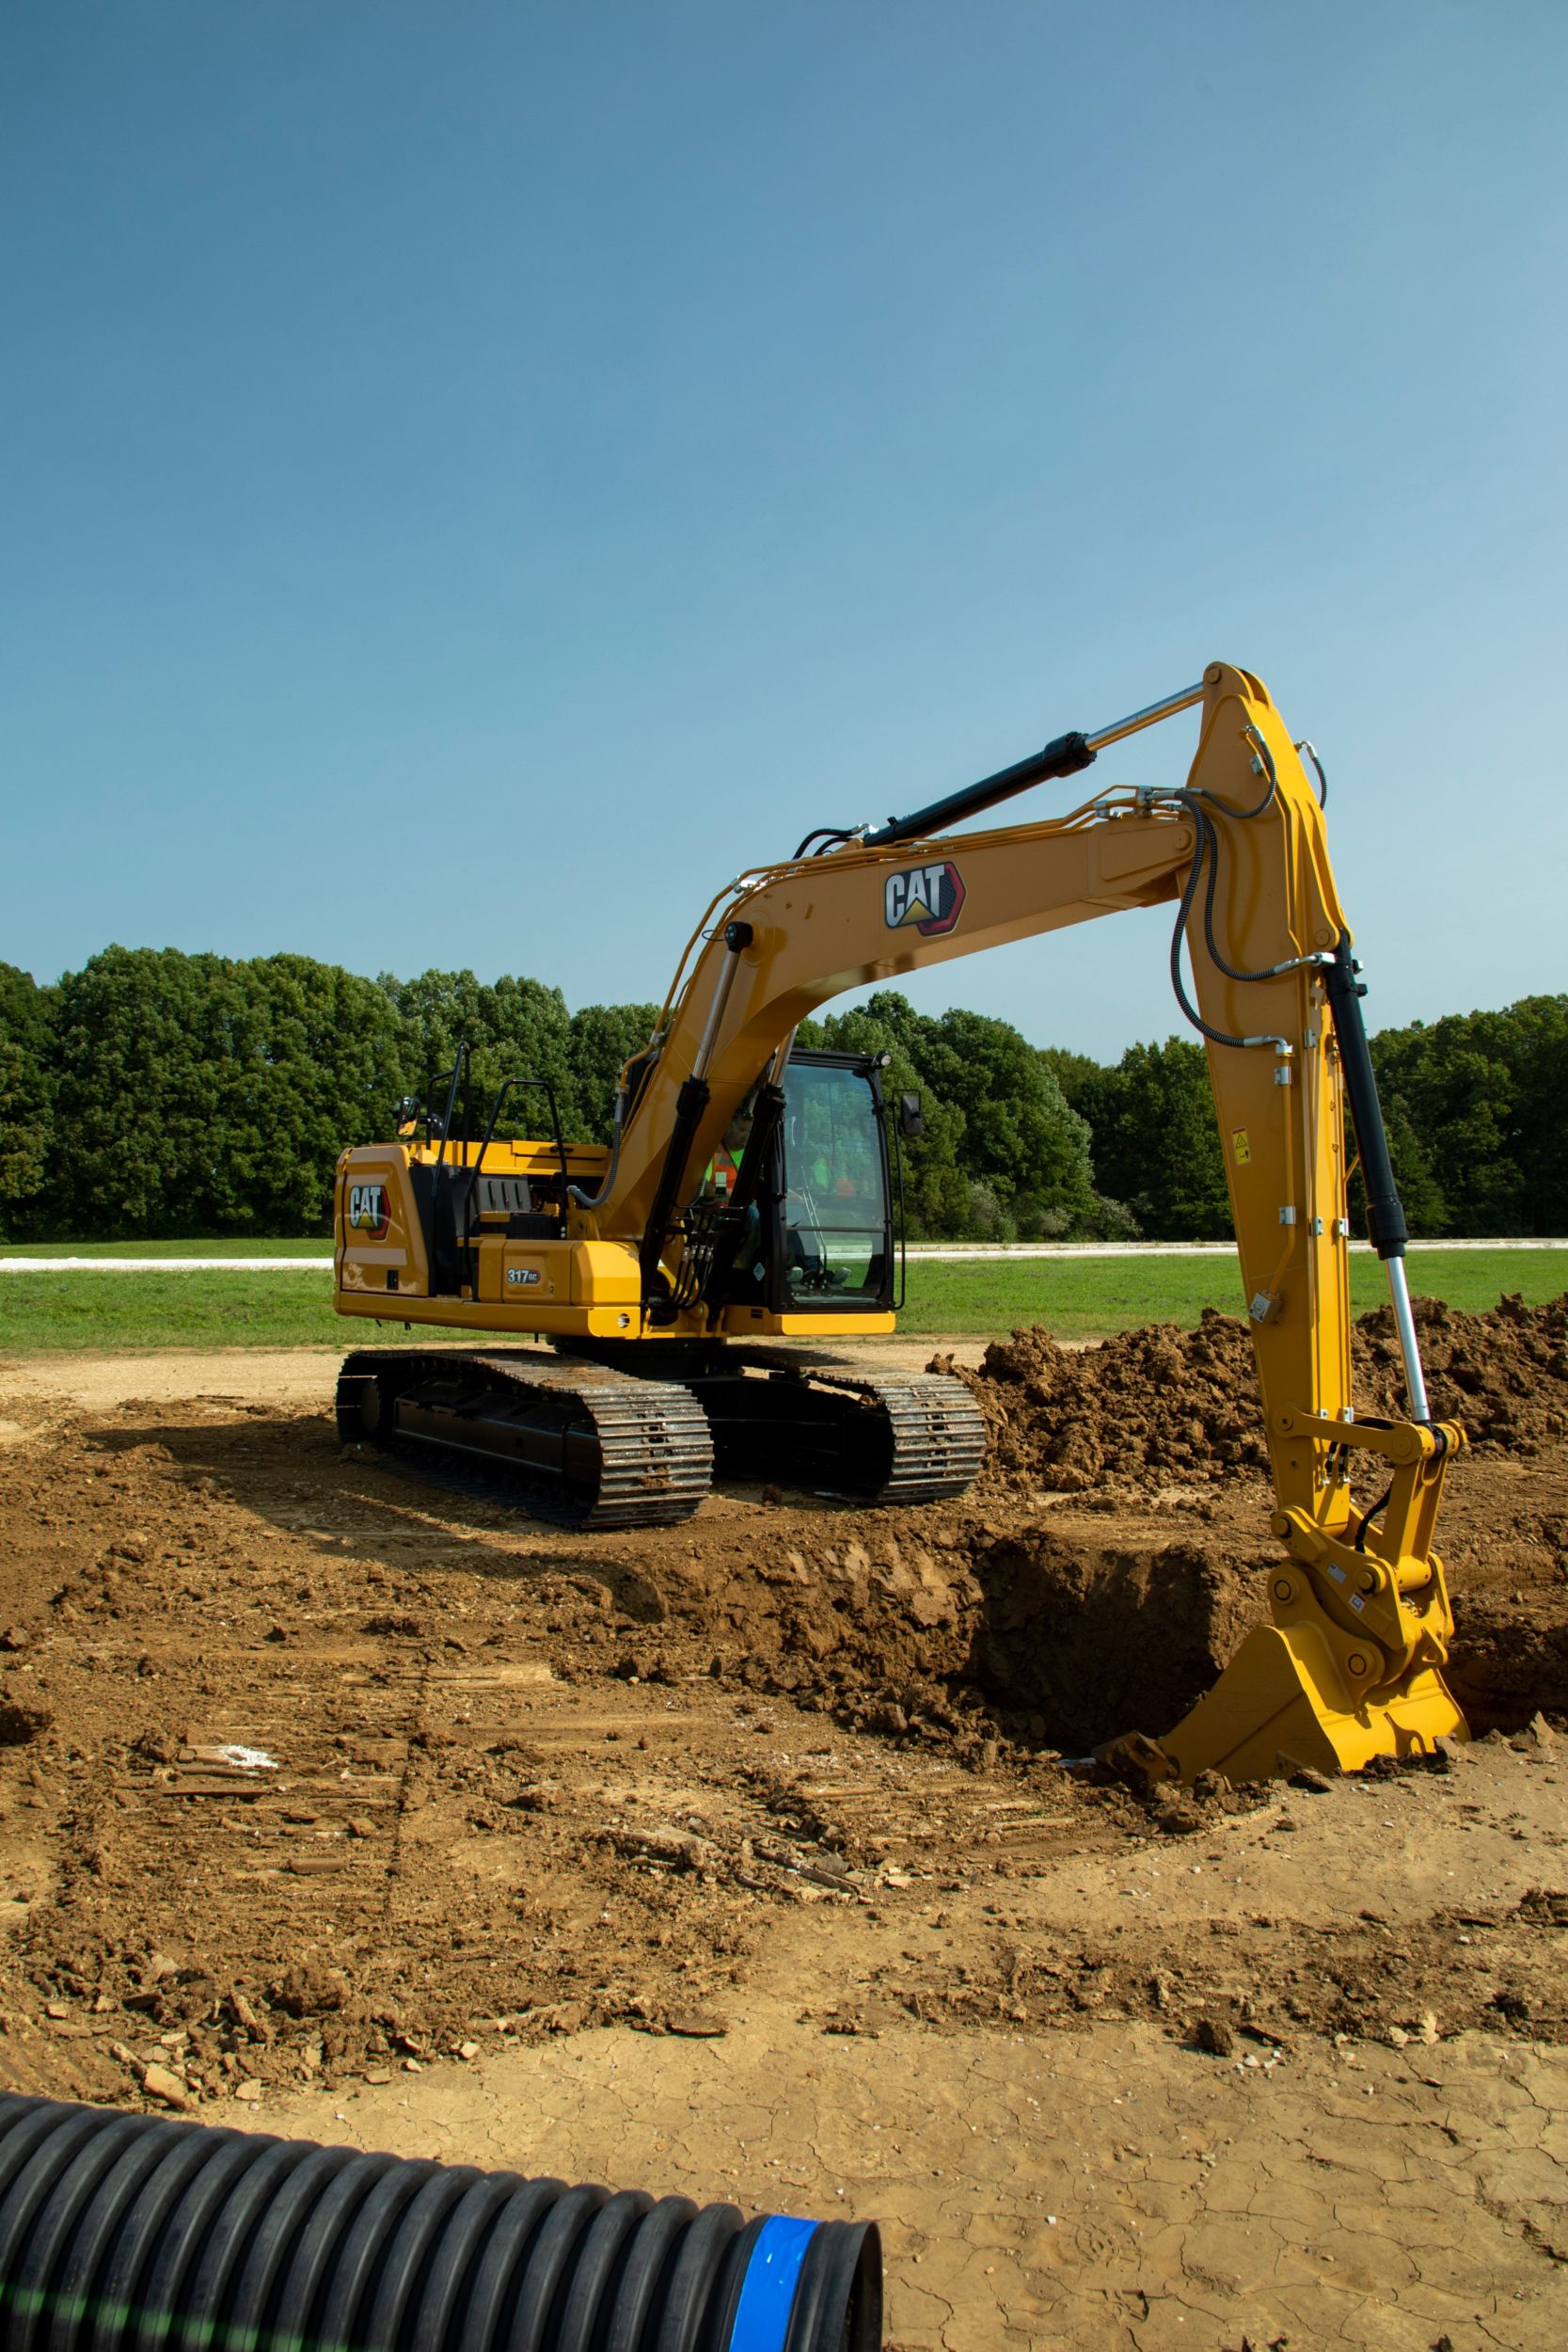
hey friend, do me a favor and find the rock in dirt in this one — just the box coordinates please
[138,2061,197,2110]
[272,1963,349,2017]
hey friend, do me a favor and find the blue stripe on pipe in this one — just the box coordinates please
[727,2214,818,2351]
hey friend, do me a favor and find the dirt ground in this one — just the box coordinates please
[0,1306,1565,2348]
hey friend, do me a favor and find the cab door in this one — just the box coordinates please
[768,1053,894,1313]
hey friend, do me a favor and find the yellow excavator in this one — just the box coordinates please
[334,661,1465,1782]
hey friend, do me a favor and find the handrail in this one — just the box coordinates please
[466,1077,572,1241]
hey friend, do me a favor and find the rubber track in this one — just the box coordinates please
[797,1369,987,1503]
[339,1351,713,1531]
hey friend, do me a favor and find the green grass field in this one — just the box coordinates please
[0,1247,1560,1351]
[896,1250,1564,1338]
[0,1237,331,1259]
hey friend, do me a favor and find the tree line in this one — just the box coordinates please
[0,946,1562,1241]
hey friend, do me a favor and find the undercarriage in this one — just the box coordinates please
[335,1343,986,1530]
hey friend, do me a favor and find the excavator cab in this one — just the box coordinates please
[757,1050,895,1312]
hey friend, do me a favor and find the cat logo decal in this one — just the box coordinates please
[883,860,965,938]
[347,1182,391,1241]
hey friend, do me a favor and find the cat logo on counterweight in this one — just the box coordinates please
[347,1182,391,1241]
[883,859,966,938]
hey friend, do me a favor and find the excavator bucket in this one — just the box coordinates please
[1147,1621,1468,1784]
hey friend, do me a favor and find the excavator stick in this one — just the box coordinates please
[1085,662,1473,1786]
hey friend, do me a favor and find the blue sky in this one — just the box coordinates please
[5,1,1565,1058]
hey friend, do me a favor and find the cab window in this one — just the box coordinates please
[780,1058,890,1305]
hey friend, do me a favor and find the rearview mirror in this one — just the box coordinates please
[897,1092,925,1139]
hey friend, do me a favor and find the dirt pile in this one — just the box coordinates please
[1355,1290,1568,1450]
[940,1310,1269,1494]
[946,1291,1568,1498]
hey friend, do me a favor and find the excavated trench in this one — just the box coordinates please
[713,1294,1568,1754]
[737,1493,1568,1757]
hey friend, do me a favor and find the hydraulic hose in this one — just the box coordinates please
[567,1084,626,1210]
[0,2095,883,2352]
[1164,807,1291,1058]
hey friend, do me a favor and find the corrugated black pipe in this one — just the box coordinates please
[0,2096,881,2352]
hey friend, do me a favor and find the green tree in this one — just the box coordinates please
[52,948,264,1235]
[1370,1018,1519,1233]
[0,963,56,1236]
[1457,996,1568,1234]
[1368,994,1568,1236]
[1362,1084,1449,1237]
[568,1002,662,1143]
[384,969,578,1140]
[898,1000,1101,1232]
[241,956,409,1229]
[49,947,408,1236]
[1078,1037,1232,1240]
[815,1000,972,1235]
[1036,1043,1101,1112]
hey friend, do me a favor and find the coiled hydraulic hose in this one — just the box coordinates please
[0,2096,882,2352]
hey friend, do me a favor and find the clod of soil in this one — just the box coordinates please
[0,1693,51,1746]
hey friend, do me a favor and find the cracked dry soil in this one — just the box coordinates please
[0,1301,1565,2349]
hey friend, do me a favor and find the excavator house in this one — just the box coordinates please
[335,662,1466,1784]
